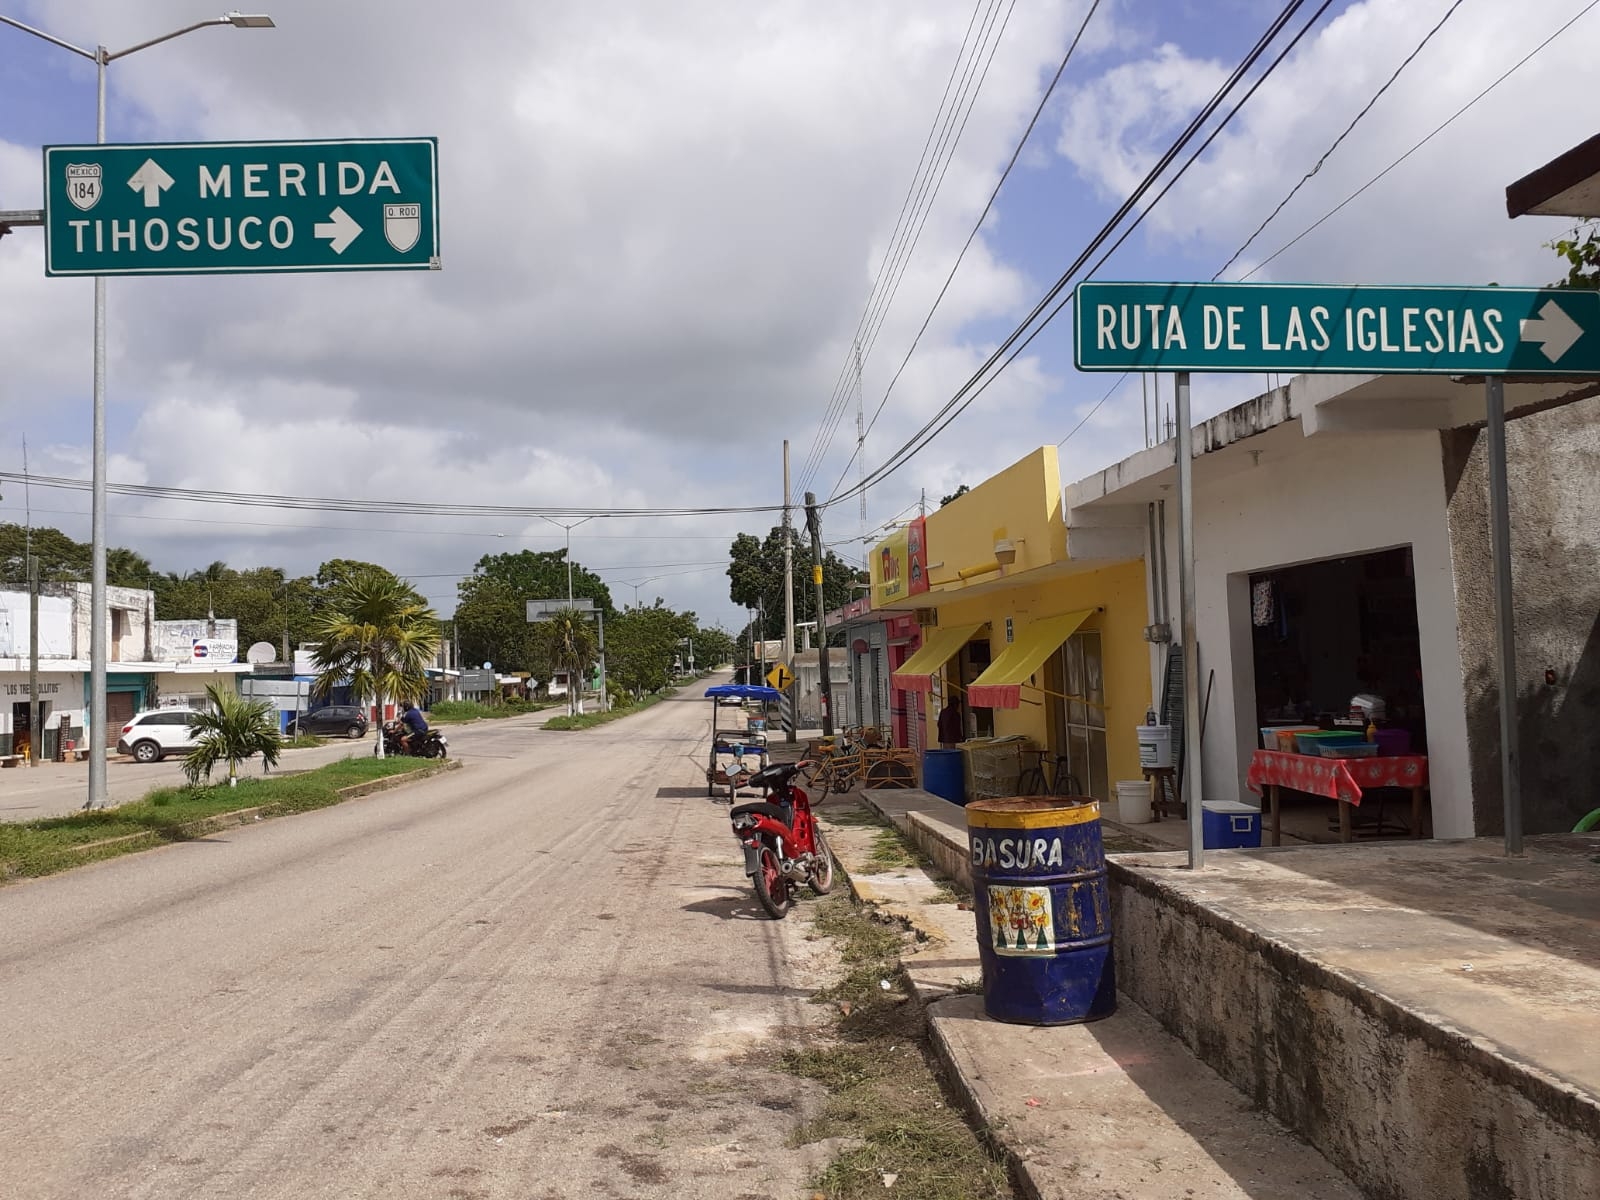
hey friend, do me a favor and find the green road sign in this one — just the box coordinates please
[43,137,438,276]
[1074,281,1600,376]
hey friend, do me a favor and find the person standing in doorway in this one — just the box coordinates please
[938,695,964,748]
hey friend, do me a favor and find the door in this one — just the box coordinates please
[1048,630,1109,803]
[11,701,30,758]
[105,691,137,748]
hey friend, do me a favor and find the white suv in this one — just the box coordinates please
[118,709,202,763]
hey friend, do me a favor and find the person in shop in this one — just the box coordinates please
[938,695,965,748]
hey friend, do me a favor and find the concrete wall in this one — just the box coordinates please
[1153,427,1475,837]
[922,446,1067,588]
[1442,393,1600,836]
[1110,864,1600,1200]
[0,593,74,658]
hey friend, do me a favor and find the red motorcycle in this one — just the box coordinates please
[729,760,834,919]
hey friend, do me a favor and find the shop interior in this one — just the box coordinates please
[1249,546,1428,842]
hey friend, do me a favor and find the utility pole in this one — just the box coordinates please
[28,553,40,766]
[804,492,834,736]
[782,439,796,743]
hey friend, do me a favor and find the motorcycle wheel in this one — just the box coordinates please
[753,843,792,919]
[809,829,835,896]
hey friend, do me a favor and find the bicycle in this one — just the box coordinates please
[1016,751,1082,798]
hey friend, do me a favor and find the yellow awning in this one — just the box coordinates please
[890,623,985,693]
[967,610,1093,709]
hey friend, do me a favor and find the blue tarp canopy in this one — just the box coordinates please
[706,684,781,701]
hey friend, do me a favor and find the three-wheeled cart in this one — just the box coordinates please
[705,683,779,799]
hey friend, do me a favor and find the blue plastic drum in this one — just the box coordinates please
[966,796,1116,1025]
[922,748,967,805]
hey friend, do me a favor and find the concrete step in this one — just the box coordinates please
[825,798,1364,1200]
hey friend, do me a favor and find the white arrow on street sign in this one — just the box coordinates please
[126,158,173,208]
[313,206,362,254]
[1518,299,1583,363]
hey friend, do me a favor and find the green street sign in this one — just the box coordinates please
[1074,281,1600,376]
[43,137,439,276]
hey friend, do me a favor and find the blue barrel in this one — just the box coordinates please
[922,749,967,805]
[966,797,1116,1025]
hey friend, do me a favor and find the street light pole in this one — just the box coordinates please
[1,10,275,810]
[540,514,596,714]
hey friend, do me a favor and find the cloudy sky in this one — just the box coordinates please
[1,0,1594,630]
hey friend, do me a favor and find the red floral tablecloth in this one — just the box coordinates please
[1246,750,1429,807]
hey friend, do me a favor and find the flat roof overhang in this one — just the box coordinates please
[1506,131,1600,219]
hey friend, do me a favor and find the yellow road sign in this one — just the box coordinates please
[767,662,795,691]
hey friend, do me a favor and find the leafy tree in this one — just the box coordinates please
[454,574,534,673]
[1548,221,1600,290]
[726,526,862,640]
[690,624,734,670]
[310,566,441,755]
[940,484,970,507]
[473,549,613,615]
[452,549,613,681]
[150,563,320,656]
[606,601,697,695]
[0,523,150,586]
[183,682,282,787]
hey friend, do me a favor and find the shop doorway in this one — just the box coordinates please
[1046,630,1109,804]
[958,639,993,739]
[12,700,48,759]
[1248,546,1425,840]
[106,691,137,749]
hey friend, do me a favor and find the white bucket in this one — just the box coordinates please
[1137,724,1172,769]
[1114,780,1154,824]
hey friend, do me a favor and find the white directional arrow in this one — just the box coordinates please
[126,158,174,208]
[1519,299,1583,363]
[313,206,362,254]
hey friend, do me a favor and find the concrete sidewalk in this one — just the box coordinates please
[821,789,1362,1200]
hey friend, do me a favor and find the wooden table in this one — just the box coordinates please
[1246,749,1429,845]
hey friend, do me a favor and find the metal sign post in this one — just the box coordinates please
[1173,372,1205,870]
[1484,378,1522,854]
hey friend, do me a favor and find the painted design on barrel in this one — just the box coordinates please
[988,885,1054,955]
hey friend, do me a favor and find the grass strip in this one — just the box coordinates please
[428,699,554,723]
[786,895,1012,1200]
[542,689,674,731]
[0,756,435,882]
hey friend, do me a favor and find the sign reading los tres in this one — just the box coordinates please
[43,138,439,276]
[1074,282,1600,376]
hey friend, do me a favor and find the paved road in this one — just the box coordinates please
[0,705,573,823]
[1,677,841,1198]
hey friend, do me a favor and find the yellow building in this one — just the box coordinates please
[870,446,1149,802]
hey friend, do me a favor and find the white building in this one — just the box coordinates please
[0,585,248,758]
[1065,371,1600,839]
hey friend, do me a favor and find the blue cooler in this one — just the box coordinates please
[1202,800,1262,849]
[922,748,967,805]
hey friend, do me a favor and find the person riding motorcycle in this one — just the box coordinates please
[399,701,429,754]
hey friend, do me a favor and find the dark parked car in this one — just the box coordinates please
[288,705,369,739]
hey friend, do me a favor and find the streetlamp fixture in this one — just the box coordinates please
[0,10,275,810]
[539,515,601,714]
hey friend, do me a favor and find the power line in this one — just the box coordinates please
[1216,0,1469,280]
[1238,0,1600,281]
[797,0,1016,492]
[827,0,1105,501]
[1057,0,1597,453]
[0,472,784,519]
[795,0,993,490]
[828,0,1322,508]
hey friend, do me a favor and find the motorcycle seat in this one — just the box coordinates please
[729,801,792,825]
[748,760,803,789]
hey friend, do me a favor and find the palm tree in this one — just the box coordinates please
[544,607,598,715]
[184,683,282,787]
[309,568,441,756]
